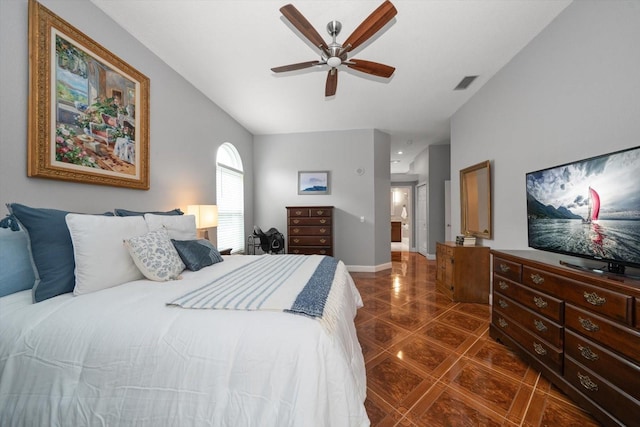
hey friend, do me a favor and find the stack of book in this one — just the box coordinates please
[455,235,476,246]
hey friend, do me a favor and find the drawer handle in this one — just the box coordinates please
[577,372,599,392]
[293,239,300,243]
[319,250,327,254]
[292,249,300,254]
[295,210,303,216]
[293,219,300,224]
[319,219,327,224]
[316,210,324,215]
[498,281,509,290]
[530,273,545,285]
[319,228,327,233]
[498,318,508,328]
[578,316,600,332]
[533,296,548,308]
[319,239,326,243]
[293,228,300,233]
[583,291,606,306]
[498,299,508,309]
[534,319,548,332]
[533,342,547,356]
[499,264,510,273]
[578,344,599,361]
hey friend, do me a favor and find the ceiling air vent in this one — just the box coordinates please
[454,75,478,90]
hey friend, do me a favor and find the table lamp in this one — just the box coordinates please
[187,205,218,240]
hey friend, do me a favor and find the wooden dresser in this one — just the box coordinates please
[286,206,333,256]
[490,249,640,427]
[435,241,490,303]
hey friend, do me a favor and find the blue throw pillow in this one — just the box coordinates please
[114,208,183,216]
[171,239,223,271]
[7,204,113,303]
[0,228,35,297]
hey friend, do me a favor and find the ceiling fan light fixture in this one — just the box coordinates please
[327,56,342,68]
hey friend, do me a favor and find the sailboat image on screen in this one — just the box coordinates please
[582,187,600,224]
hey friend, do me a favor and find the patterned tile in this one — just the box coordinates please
[357,317,411,349]
[366,353,436,411]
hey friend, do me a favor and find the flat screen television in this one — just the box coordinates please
[526,145,640,274]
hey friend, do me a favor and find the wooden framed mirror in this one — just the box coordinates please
[460,160,492,239]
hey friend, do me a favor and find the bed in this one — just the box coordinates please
[0,205,369,426]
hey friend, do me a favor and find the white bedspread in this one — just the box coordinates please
[0,255,369,427]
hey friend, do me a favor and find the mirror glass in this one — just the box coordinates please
[460,160,492,239]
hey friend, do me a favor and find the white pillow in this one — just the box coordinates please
[66,214,148,295]
[124,228,185,281]
[144,214,197,240]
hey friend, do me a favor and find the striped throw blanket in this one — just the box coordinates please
[168,255,343,329]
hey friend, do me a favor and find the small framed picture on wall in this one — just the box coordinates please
[298,171,330,195]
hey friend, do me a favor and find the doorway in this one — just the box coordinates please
[390,186,411,252]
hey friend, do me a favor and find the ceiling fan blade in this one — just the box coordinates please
[342,0,397,53]
[271,61,322,73]
[346,59,395,78]
[280,4,328,51]
[325,69,338,96]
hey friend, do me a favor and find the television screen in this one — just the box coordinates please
[526,146,640,269]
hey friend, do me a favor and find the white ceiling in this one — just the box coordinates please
[90,0,571,175]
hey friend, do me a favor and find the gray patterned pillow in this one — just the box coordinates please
[172,239,224,271]
[124,228,185,281]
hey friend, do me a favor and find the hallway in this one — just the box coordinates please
[351,252,601,426]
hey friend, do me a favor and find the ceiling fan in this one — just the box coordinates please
[271,1,397,97]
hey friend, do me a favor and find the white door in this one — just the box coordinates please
[445,180,451,241]
[417,184,427,256]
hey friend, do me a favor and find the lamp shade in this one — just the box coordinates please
[187,205,218,228]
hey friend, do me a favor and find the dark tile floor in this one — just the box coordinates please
[351,251,602,427]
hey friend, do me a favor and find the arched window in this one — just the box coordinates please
[216,143,244,253]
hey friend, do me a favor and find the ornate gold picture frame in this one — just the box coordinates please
[28,0,150,189]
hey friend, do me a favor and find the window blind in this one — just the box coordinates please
[216,164,244,253]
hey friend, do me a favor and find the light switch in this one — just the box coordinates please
[360,216,365,223]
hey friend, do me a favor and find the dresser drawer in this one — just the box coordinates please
[288,236,331,246]
[438,243,454,257]
[565,329,640,401]
[288,217,331,226]
[493,257,522,282]
[565,304,640,362]
[494,276,563,323]
[564,356,640,427]
[523,267,632,324]
[288,207,332,217]
[288,208,310,217]
[492,311,562,373]
[288,246,333,256]
[288,226,332,236]
[494,293,563,348]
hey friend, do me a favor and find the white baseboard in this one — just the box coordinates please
[346,262,392,273]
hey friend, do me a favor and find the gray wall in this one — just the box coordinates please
[0,0,254,244]
[253,129,391,270]
[451,0,640,251]
[411,143,451,257]
[427,144,451,253]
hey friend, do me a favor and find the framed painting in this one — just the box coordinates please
[28,0,150,189]
[298,171,330,195]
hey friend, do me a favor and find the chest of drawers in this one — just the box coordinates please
[435,242,490,303]
[490,250,640,427]
[286,206,333,256]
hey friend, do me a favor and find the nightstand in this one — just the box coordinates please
[219,248,232,255]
